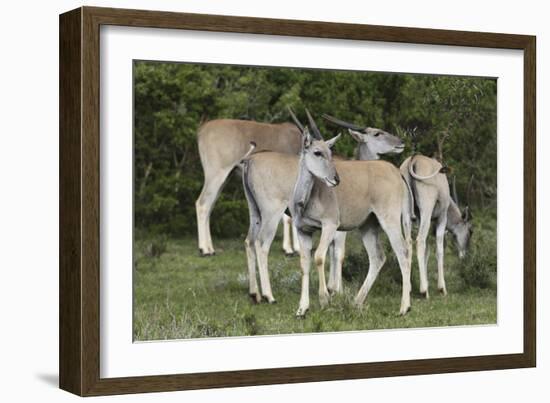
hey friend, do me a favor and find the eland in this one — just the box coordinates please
[322,114,408,294]
[243,109,413,316]
[196,119,302,256]
[400,154,473,297]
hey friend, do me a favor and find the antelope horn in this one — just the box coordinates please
[451,175,459,205]
[322,114,365,131]
[305,108,323,140]
[287,106,305,133]
[462,206,471,221]
[466,174,475,207]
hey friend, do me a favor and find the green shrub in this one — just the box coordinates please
[210,198,249,238]
[243,313,260,336]
[144,234,168,258]
[455,238,496,290]
[312,317,324,333]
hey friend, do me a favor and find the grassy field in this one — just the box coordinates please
[134,214,497,341]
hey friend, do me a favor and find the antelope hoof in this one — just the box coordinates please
[327,283,334,294]
[282,247,293,255]
[439,287,448,296]
[296,307,309,318]
[319,292,330,308]
[249,293,262,304]
[419,290,430,299]
[400,305,412,316]
[199,249,216,257]
[263,295,277,304]
[285,252,297,257]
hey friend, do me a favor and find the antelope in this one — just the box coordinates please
[241,112,406,304]
[244,110,412,316]
[400,154,473,297]
[322,114,408,294]
[196,119,302,256]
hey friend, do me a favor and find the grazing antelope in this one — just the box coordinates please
[400,155,473,297]
[243,110,412,316]
[196,119,301,256]
[241,112,406,304]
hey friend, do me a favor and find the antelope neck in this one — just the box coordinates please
[357,143,380,160]
[292,155,315,213]
[446,199,463,233]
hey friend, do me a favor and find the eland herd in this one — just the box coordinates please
[195,108,473,317]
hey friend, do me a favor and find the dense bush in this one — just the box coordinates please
[455,232,497,290]
[143,234,168,259]
[134,61,497,237]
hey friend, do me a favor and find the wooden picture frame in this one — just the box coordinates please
[59,6,536,396]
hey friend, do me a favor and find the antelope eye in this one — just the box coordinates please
[374,132,381,137]
[313,151,322,157]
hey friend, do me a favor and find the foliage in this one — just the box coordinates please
[134,61,497,237]
[455,212,497,290]
[143,234,168,259]
[457,249,496,290]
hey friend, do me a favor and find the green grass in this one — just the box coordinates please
[134,215,497,341]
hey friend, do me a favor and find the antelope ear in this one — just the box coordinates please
[302,127,313,149]
[348,129,364,142]
[325,132,342,149]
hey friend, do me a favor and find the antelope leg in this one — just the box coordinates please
[282,214,294,255]
[245,236,260,303]
[296,231,313,317]
[291,220,301,253]
[314,224,337,308]
[195,169,231,255]
[355,225,385,306]
[416,207,434,298]
[435,214,448,296]
[254,214,281,304]
[379,215,412,315]
[244,205,261,303]
[328,231,346,294]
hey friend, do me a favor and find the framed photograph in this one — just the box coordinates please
[59,6,536,396]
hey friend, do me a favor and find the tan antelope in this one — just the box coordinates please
[196,119,301,256]
[400,154,473,297]
[322,114,408,294]
[244,110,412,316]
[240,112,406,304]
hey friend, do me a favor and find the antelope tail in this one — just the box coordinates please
[240,141,257,163]
[242,144,261,240]
[400,179,414,269]
[401,174,416,221]
[408,156,444,181]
